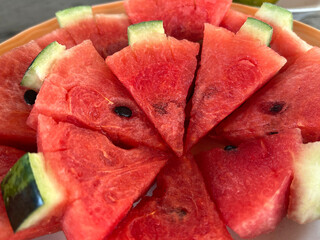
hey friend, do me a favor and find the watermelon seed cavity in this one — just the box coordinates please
[24,90,38,105]
[224,145,237,151]
[114,106,132,118]
[268,131,279,135]
[260,101,286,115]
[269,102,285,114]
[152,102,168,115]
[175,207,188,217]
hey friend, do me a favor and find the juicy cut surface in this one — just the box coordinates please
[215,47,320,143]
[0,146,24,182]
[0,41,41,151]
[109,155,232,240]
[197,129,302,238]
[28,40,166,151]
[221,9,311,70]
[37,115,169,240]
[62,14,129,59]
[106,37,199,156]
[36,28,76,50]
[95,14,130,58]
[185,24,286,151]
[125,0,232,41]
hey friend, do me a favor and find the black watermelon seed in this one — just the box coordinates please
[176,208,188,217]
[268,131,279,135]
[24,90,38,105]
[269,103,284,114]
[114,106,132,118]
[260,101,286,115]
[224,145,237,151]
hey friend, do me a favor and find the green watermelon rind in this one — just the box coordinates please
[289,142,320,224]
[21,41,66,91]
[233,0,278,7]
[56,6,93,28]
[1,153,64,232]
[238,17,273,45]
[256,3,293,30]
[128,20,165,46]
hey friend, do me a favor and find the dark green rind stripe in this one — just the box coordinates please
[6,181,44,231]
[1,153,44,232]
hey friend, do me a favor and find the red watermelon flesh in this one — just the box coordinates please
[108,154,232,240]
[271,26,312,69]
[0,146,24,184]
[214,47,320,143]
[106,37,199,156]
[37,115,169,240]
[221,9,311,69]
[0,145,60,240]
[125,0,231,42]
[220,9,248,33]
[62,17,103,54]
[28,40,167,151]
[185,24,286,151]
[196,129,302,238]
[36,28,76,49]
[0,41,41,151]
[63,15,129,59]
[95,14,130,58]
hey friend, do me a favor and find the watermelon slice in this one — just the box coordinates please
[27,40,166,151]
[185,22,286,151]
[107,22,199,156]
[215,47,320,143]
[37,115,170,240]
[56,6,103,54]
[196,129,302,238]
[108,155,232,240]
[221,4,312,69]
[95,14,130,58]
[0,146,60,240]
[35,28,76,50]
[125,0,232,41]
[56,6,129,58]
[0,41,41,151]
[21,41,66,91]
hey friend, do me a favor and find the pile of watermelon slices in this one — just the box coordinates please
[1,1,320,239]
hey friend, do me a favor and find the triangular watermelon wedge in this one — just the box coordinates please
[196,129,302,238]
[221,6,311,69]
[56,6,129,58]
[28,40,167,151]
[214,47,320,143]
[0,146,60,240]
[106,27,199,156]
[56,6,101,47]
[108,155,232,240]
[0,41,41,151]
[37,115,170,240]
[185,23,286,151]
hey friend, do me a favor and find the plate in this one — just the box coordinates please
[1,2,320,240]
[278,0,320,12]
